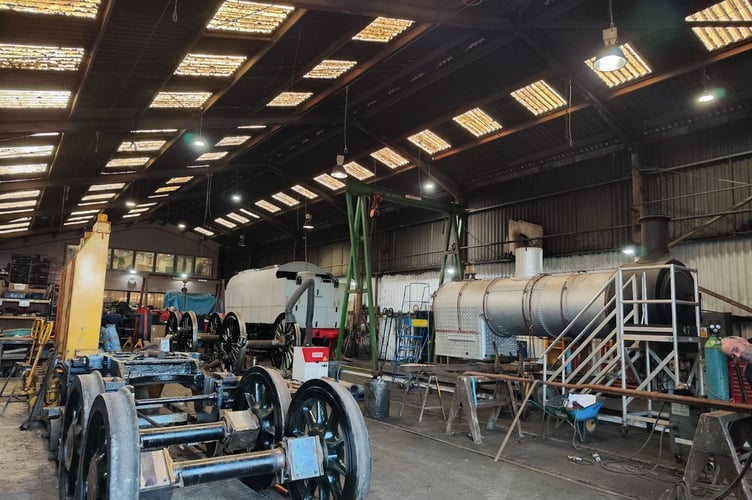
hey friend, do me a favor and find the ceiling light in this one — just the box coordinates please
[331,154,348,179]
[194,226,214,237]
[302,213,314,230]
[697,68,720,104]
[370,147,409,169]
[238,234,246,247]
[291,185,318,199]
[622,245,636,256]
[0,0,101,18]
[424,180,435,191]
[231,192,242,202]
[125,200,137,208]
[207,1,295,34]
[177,222,186,230]
[593,0,626,72]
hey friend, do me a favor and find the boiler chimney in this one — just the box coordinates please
[638,215,670,262]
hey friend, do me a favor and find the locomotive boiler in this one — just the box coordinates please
[434,216,697,360]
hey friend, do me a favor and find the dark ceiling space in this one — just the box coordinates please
[1,0,751,249]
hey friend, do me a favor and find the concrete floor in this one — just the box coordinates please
[0,374,744,499]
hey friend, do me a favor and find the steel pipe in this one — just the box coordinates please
[135,394,217,407]
[140,422,226,449]
[173,448,286,487]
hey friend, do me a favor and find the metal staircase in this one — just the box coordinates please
[392,283,432,375]
[540,263,703,432]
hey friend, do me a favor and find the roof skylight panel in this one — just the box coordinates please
[89,183,125,191]
[126,207,150,214]
[353,17,414,43]
[0,90,70,108]
[0,0,101,18]
[313,174,345,191]
[239,208,260,219]
[132,129,178,134]
[304,59,358,79]
[453,108,502,137]
[238,125,266,129]
[226,212,251,224]
[214,217,237,229]
[80,193,116,202]
[267,91,313,107]
[166,176,193,184]
[407,129,451,155]
[104,157,150,168]
[117,140,166,152]
[370,147,409,169]
[0,145,54,159]
[510,80,567,116]
[148,194,170,199]
[271,192,299,206]
[255,199,281,213]
[0,164,47,176]
[175,53,247,77]
[0,217,31,234]
[196,151,228,161]
[290,185,318,199]
[0,199,36,210]
[187,164,210,169]
[194,226,215,237]
[585,43,653,87]
[343,161,374,180]
[155,186,181,194]
[686,0,752,51]
[207,1,295,34]
[150,91,213,108]
[122,213,141,219]
[215,135,251,146]
[0,44,85,71]
[0,190,40,200]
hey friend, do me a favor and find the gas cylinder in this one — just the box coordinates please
[705,335,729,401]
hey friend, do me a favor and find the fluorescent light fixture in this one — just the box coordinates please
[0,43,85,71]
[127,207,149,214]
[313,173,345,191]
[353,17,414,43]
[0,0,101,18]
[0,163,47,176]
[78,201,107,207]
[215,217,237,229]
[267,91,313,107]
[215,135,251,146]
[0,145,54,159]
[453,108,502,137]
[187,164,210,169]
[148,194,170,199]
[271,192,300,206]
[239,208,260,219]
[343,161,374,180]
[686,0,752,51]
[238,124,266,129]
[137,202,157,208]
[370,147,409,169]
[117,140,166,152]
[194,226,215,237]
[174,53,247,77]
[226,212,250,224]
[0,89,71,108]
[254,199,281,213]
[207,1,295,34]
[510,80,567,116]
[291,185,318,199]
[122,213,141,219]
[196,151,228,161]
[407,129,451,155]
[70,209,99,216]
[304,59,358,79]
[166,176,194,184]
[149,91,213,109]
[585,43,652,87]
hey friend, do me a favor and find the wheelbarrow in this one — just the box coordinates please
[537,392,604,443]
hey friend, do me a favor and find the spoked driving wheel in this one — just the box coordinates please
[207,312,223,335]
[235,366,292,490]
[270,319,300,371]
[176,311,199,352]
[285,378,371,499]
[219,312,247,374]
[58,372,105,500]
[76,388,139,500]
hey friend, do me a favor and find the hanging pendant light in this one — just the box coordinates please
[593,0,626,73]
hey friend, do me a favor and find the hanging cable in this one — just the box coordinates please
[203,174,212,226]
[172,0,178,22]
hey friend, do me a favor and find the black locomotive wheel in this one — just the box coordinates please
[285,378,371,499]
[76,388,140,500]
[270,319,300,371]
[207,312,223,335]
[165,310,179,336]
[219,312,247,374]
[58,372,105,500]
[235,366,292,490]
[177,311,199,352]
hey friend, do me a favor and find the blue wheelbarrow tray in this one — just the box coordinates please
[541,394,604,443]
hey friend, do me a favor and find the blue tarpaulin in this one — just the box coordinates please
[163,292,218,315]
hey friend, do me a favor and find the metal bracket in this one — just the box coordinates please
[281,436,324,482]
